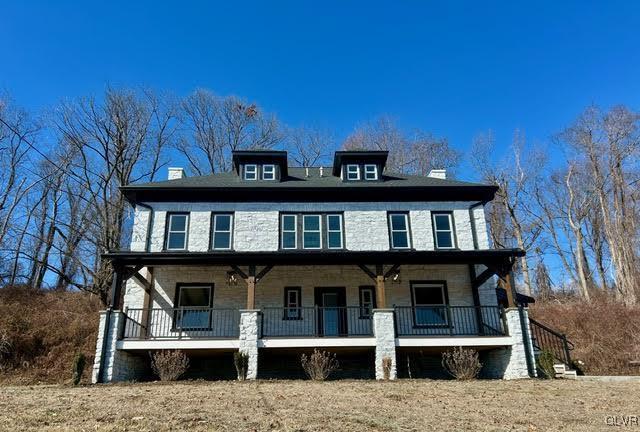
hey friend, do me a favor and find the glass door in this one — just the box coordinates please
[322,292,340,336]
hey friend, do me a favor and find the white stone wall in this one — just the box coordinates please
[373,309,397,380]
[482,308,534,379]
[130,201,491,253]
[238,310,259,379]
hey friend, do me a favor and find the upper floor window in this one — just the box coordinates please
[326,214,343,249]
[281,214,297,249]
[262,164,276,180]
[364,164,378,180]
[244,164,257,181]
[302,214,322,249]
[211,213,233,250]
[166,213,189,250]
[346,164,360,180]
[432,212,456,249]
[388,213,411,249]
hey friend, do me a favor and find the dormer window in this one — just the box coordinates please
[244,164,257,181]
[364,164,378,181]
[346,164,360,181]
[262,164,276,181]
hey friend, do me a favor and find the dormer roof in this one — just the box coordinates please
[332,151,389,177]
[231,150,289,178]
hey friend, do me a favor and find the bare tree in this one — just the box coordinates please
[286,126,334,167]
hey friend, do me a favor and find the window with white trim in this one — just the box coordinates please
[346,164,360,180]
[364,164,378,180]
[432,212,455,249]
[326,214,343,249]
[359,286,376,318]
[388,213,411,249]
[281,214,297,249]
[166,213,189,250]
[262,164,276,180]
[211,213,233,250]
[302,214,322,249]
[244,164,257,180]
[412,282,448,327]
[284,287,301,320]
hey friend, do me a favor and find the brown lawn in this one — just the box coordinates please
[0,379,637,431]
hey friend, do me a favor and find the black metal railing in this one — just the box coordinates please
[261,306,373,337]
[122,307,240,339]
[529,317,573,366]
[394,305,506,337]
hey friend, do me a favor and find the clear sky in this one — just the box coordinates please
[2,1,640,178]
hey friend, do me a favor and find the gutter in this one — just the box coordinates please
[96,308,112,383]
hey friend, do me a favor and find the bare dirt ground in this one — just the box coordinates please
[0,379,637,431]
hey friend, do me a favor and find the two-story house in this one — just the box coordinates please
[92,150,537,382]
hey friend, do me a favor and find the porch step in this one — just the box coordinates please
[553,363,577,380]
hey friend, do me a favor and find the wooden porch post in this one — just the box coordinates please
[375,264,386,309]
[502,270,517,308]
[246,265,256,309]
[140,267,154,338]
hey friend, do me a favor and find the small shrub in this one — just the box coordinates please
[382,357,393,380]
[151,350,189,381]
[72,353,86,385]
[301,349,339,381]
[234,351,249,381]
[0,330,12,371]
[442,347,482,380]
[537,349,556,379]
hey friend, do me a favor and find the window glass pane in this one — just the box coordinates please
[215,215,231,231]
[436,232,453,248]
[180,287,210,307]
[282,232,296,249]
[244,165,257,179]
[328,232,342,248]
[303,232,321,248]
[168,233,186,249]
[303,215,320,231]
[170,215,186,231]
[434,214,451,231]
[327,215,341,231]
[391,232,408,248]
[213,232,231,249]
[414,286,444,305]
[391,214,407,231]
[282,215,296,231]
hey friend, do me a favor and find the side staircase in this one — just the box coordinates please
[529,318,577,379]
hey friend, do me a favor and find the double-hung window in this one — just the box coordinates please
[302,215,322,249]
[244,164,257,180]
[211,213,233,250]
[166,213,189,250]
[326,214,343,249]
[388,213,411,249]
[411,282,449,327]
[364,164,378,180]
[175,284,213,330]
[262,164,276,180]
[359,286,377,318]
[346,164,360,180]
[432,212,456,249]
[281,214,297,249]
[284,287,301,320]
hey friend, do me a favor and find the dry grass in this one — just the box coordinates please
[0,380,638,431]
[530,296,640,375]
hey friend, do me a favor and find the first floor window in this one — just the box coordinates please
[284,287,301,320]
[389,213,411,249]
[281,214,297,249]
[262,164,276,180]
[359,286,377,318]
[411,282,448,327]
[302,214,322,249]
[212,213,233,250]
[326,214,343,249]
[175,284,213,329]
[364,164,378,180]
[346,164,360,180]
[166,213,189,250]
[244,164,257,180]
[432,212,455,249]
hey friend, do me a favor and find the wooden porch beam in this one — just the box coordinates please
[375,264,387,309]
[131,270,152,294]
[383,264,401,280]
[230,265,248,280]
[357,264,376,280]
[471,266,496,289]
[255,265,274,281]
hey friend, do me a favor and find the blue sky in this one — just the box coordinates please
[2,1,640,179]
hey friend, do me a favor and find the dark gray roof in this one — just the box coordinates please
[126,167,488,190]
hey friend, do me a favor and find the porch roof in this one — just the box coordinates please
[103,248,525,267]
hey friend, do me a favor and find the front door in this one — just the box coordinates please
[314,287,347,336]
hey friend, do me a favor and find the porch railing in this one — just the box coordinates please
[261,306,373,337]
[529,317,573,366]
[394,305,506,337]
[122,307,240,339]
